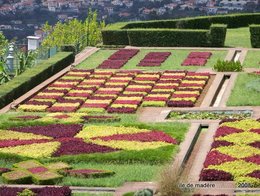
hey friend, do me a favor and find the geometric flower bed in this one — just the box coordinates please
[0,124,178,158]
[182,52,212,66]
[1,160,114,185]
[0,186,72,196]
[137,52,171,67]
[97,49,139,69]
[2,160,68,185]
[200,119,260,187]
[18,69,210,113]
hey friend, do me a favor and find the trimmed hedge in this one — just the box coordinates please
[0,52,74,109]
[102,13,260,47]
[209,24,227,47]
[127,29,209,47]
[123,13,260,29]
[250,25,260,48]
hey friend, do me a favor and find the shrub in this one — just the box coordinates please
[250,24,260,48]
[213,60,243,72]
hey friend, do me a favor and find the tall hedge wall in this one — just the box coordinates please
[250,25,260,48]
[102,13,260,47]
[103,24,227,47]
[0,52,74,109]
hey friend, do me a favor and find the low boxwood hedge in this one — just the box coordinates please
[0,52,74,109]
[250,24,260,48]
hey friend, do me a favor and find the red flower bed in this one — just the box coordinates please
[138,52,171,67]
[143,97,168,101]
[113,100,141,105]
[171,94,199,98]
[244,155,260,165]
[199,169,233,181]
[42,89,69,94]
[248,170,260,179]
[66,92,91,98]
[93,130,178,144]
[33,95,62,100]
[250,141,260,149]
[0,186,72,196]
[53,138,118,156]
[182,52,212,66]
[0,168,10,174]
[98,49,139,69]
[211,140,233,148]
[81,103,109,108]
[49,83,76,88]
[11,124,83,139]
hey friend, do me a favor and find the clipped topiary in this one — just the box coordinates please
[32,171,63,185]
[46,162,72,171]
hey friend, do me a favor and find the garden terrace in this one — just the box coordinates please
[17,70,211,113]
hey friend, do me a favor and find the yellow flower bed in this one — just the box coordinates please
[52,103,81,107]
[37,92,64,96]
[221,119,260,131]
[92,140,171,151]
[0,130,51,140]
[111,104,138,109]
[181,80,206,85]
[170,97,197,102]
[77,125,150,139]
[123,91,147,95]
[174,91,200,95]
[85,99,112,104]
[32,99,57,103]
[216,132,260,145]
[18,105,48,112]
[0,142,60,158]
[116,97,143,101]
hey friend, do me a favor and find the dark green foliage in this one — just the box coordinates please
[61,45,77,55]
[249,25,260,48]
[122,13,260,29]
[102,30,128,45]
[209,24,227,47]
[213,59,243,72]
[0,52,74,109]
[127,29,209,47]
[134,189,153,196]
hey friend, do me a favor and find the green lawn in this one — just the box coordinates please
[242,50,260,68]
[77,49,227,71]
[225,28,251,48]
[227,73,260,106]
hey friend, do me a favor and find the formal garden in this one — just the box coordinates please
[0,13,259,196]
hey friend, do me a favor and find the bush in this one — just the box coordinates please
[0,52,74,109]
[213,60,243,72]
[209,24,227,47]
[102,30,128,45]
[250,25,260,48]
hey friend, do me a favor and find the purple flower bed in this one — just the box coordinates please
[107,107,136,113]
[188,52,212,59]
[11,124,83,139]
[28,167,49,174]
[0,186,72,196]
[0,139,50,148]
[42,89,69,94]
[47,106,79,113]
[143,97,168,101]
[81,103,109,108]
[251,129,260,134]
[203,150,236,168]
[113,100,141,105]
[250,141,260,149]
[167,100,194,107]
[247,170,260,179]
[214,126,243,138]
[93,131,178,144]
[211,140,233,149]
[66,92,91,98]
[53,138,118,156]
[56,98,84,104]
[25,100,53,107]
[244,155,260,165]
[219,119,240,125]
[199,169,233,181]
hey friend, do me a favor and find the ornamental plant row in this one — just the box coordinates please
[98,49,139,69]
[182,52,212,66]
[18,70,210,113]
[138,52,171,67]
